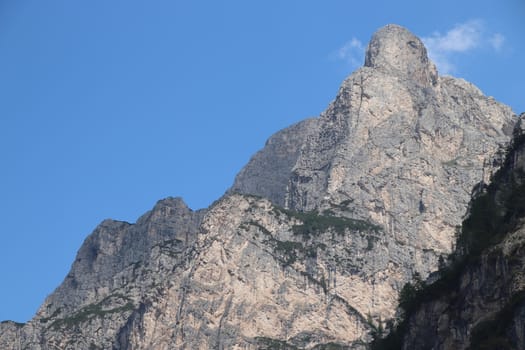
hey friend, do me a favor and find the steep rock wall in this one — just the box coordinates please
[0,24,518,350]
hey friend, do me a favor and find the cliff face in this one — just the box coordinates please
[390,117,525,350]
[403,235,525,350]
[0,24,517,349]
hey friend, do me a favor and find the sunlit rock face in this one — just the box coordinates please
[0,24,517,349]
[402,121,525,350]
[364,24,438,87]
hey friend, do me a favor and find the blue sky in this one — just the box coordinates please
[0,0,523,323]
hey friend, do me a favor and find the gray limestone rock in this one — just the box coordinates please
[43,196,205,316]
[401,126,525,349]
[365,24,438,87]
[0,24,518,349]
[1,197,206,349]
[229,118,318,206]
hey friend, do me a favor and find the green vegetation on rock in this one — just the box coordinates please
[256,337,300,350]
[50,295,134,329]
[273,207,380,238]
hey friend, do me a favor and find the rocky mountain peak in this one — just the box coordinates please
[365,24,438,87]
[0,24,518,350]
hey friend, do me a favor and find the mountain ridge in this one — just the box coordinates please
[0,24,517,349]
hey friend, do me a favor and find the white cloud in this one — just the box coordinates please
[335,37,365,69]
[334,21,505,75]
[424,20,482,53]
[489,33,505,51]
[422,20,505,74]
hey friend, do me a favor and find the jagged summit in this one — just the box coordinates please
[229,24,441,206]
[365,24,438,86]
[0,25,517,349]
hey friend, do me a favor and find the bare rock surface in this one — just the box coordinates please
[0,24,517,349]
[229,118,319,207]
[401,122,525,349]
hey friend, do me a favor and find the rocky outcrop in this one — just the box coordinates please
[43,197,205,317]
[286,25,513,260]
[112,194,383,349]
[0,197,206,349]
[387,117,525,350]
[236,22,515,337]
[403,236,525,350]
[0,24,517,349]
[229,118,318,206]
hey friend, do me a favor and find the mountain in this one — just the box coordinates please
[0,24,517,349]
[371,114,525,350]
